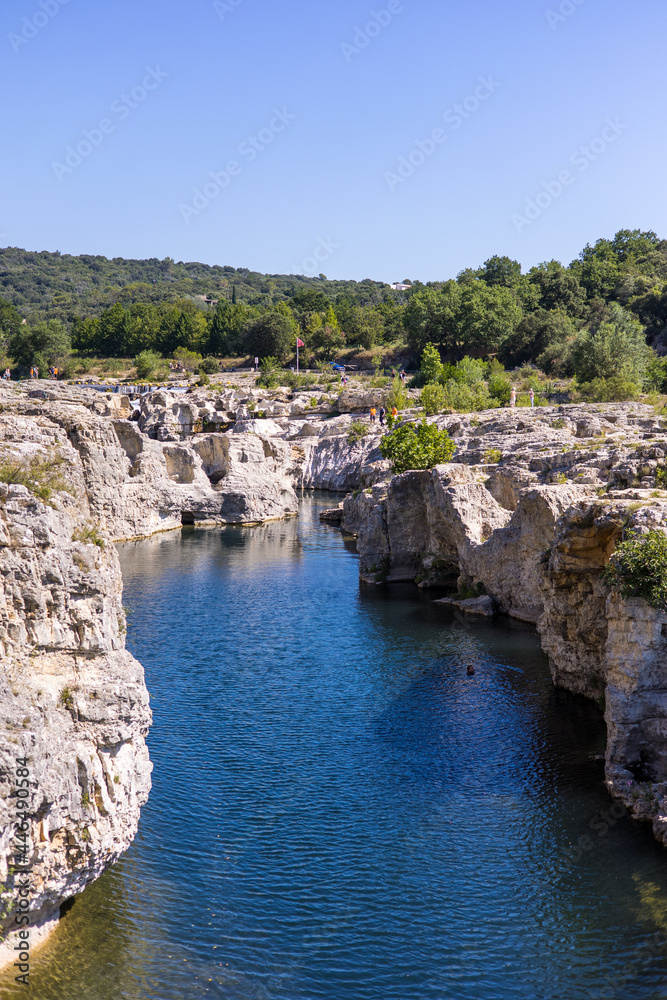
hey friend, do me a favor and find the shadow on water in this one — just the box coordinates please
[5,495,667,999]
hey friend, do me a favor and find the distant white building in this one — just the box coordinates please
[389,282,411,291]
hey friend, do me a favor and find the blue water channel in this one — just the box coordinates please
[6,494,667,999]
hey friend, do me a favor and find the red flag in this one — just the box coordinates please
[296,338,305,348]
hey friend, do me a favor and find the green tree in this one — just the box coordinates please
[527,261,586,316]
[480,255,522,287]
[380,420,456,473]
[124,303,161,355]
[207,300,252,355]
[0,298,22,356]
[309,321,345,360]
[571,303,654,385]
[289,286,331,313]
[97,303,128,355]
[499,308,578,367]
[71,316,101,352]
[243,311,294,362]
[455,282,523,355]
[404,282,461,356]
[9,319,71,373]
[339,305,383,349]
[420,342,443,383]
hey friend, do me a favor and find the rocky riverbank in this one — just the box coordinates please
[0,402,151,967]
[2,376,667,966]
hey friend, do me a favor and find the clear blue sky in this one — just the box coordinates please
[1,0,666,282]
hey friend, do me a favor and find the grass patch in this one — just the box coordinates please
[60,687,75,710]
[347,420,369,445]
[72,523,105,548]
[0,451,73,501]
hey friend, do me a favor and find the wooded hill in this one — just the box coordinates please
[0,246,391,324]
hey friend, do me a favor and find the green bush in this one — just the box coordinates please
[603,530,667,609]
[255,356,280,389]
[488,373,512,405]
[576,375,640,402]
[455,356,487,385]
[420,382,447,415]
[135,350,162,379]
[72,523,105,548]
[380,420,456,474]
[646,357,667,393]
[173,347,203,372]
[347,421,369,445]
[483,448,502,464]
[200,356,220,374]
[420,342,443,384]
[283,370,316,390]
[442,379,497,413]
[385,377,409,411]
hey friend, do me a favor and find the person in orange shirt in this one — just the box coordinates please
[370,407,377,423]
[391,406,398,419]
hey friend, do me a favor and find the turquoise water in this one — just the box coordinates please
[5,494,667,999]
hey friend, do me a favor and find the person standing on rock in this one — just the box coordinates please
[529,387,535,408]
[510,386,517,410]
[391,405,398,420]
[370,406,377,423]
[379,405,386,426]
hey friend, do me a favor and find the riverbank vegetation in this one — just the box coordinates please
[2,229,667,406]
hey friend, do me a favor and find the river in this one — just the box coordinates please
[3,494,667,999]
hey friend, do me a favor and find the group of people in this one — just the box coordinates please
[369,405,398,426]
[27,366,59,379]
[390,368,407,384]
[2,369,10,381]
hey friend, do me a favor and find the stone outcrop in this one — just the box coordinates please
[344,449,667,847]
[0,418,151,966]
[0,387,299,541]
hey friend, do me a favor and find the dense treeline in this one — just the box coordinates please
[0,247,391,322]
[1,230,667,389]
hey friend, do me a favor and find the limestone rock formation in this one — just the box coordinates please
[0,419,151,966]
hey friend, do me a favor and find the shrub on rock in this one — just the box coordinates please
[603,530,667,609]
[380,420,455,474]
